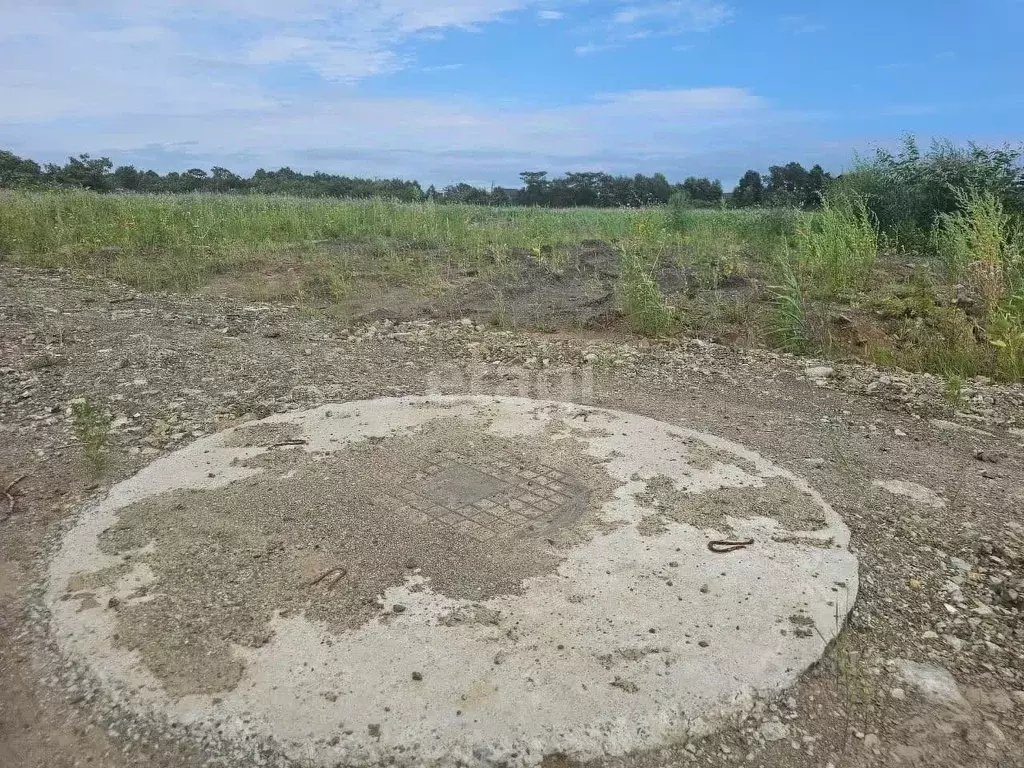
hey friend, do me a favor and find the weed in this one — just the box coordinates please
[666,191,693,232]
[491,290,517,329]
[987,308,1024,380]
[793,193,878,298]
[943,373,967,407]
[617,243,676,337]
[769,257,812,353]
[302,270,350,301]
[69,397,111,476]
[935,187,1010,311]
[892,307,988,378]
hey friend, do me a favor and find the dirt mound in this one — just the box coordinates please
[358,241,691,330]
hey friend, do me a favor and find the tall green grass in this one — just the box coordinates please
[617,235,677,337]
[0,191,654,291]
[934,187,1024,378]
[0,190,646,257]
[791,194,878,298]
[769,256,812,353]
[935,188,1018,309]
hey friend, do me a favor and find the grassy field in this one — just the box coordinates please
[2,189,1022,383]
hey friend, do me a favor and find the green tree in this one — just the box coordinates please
[519,171,549,205]
[0,150,41,187]
[765,162,810,207]
[731,170,765,207]
[112,165,143,191]
[210,166,243,192]
[681,176,723,206]
[45,154,112,190]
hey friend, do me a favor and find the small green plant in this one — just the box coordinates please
[618,244,675,337]
[301,270,350,301]
[70,397,111,476]
[943,372,966,407]
[987,308,1024,380]
[490,290,516,329]
[666,190,692,231]
[769,257,812,353]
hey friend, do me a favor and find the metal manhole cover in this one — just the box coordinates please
[379,451,587,541]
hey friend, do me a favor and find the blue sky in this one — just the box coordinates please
[1,0,1022,187]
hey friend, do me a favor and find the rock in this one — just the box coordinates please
[392,604,407,614]
[760,721,790,742]
[988,691,1014,713]
[950,556,971,573]
[863,734,880,750]
[929,419,995,438]
[943,635,964,652]
[805,366,835,380]
[972,602,995,617]
[984,721,1006,744]
[973,449,1005,464]
[804,458,826,468]
[890,687,906,700]
[872,479,946,509]
[894,660,965,705]
[412,671,423,682]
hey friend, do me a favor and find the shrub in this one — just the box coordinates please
[793,193,878,298]
[988,309,1024,381]
[666,191,692,232]
[838,136,1024,247]
[935,187,1011,311]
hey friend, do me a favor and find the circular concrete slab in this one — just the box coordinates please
[47,396,858,767]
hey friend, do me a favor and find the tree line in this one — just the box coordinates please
[0,148,833,209]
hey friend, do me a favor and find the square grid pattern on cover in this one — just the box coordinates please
[380,450,585,542]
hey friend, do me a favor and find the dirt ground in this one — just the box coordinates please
[2,264,1024,767]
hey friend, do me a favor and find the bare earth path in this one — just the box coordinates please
[2,265,1023,767]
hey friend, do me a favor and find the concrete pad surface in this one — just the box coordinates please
[47,395,858,767]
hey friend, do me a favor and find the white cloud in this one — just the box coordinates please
[0,1,822,184]
[573,1,733,56]
[537,10,565,20]
[574,41,621,56]
[235,1,542,80]
[422,63,464,72]
[611,1,734,32]
[2,1,551,85]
